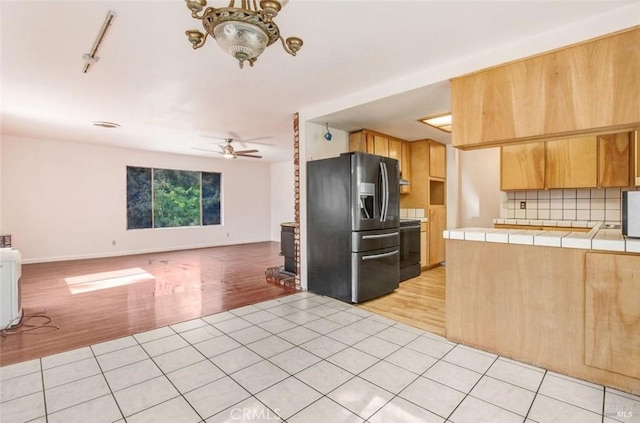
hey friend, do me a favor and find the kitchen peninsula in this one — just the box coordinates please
[444,223,640,395]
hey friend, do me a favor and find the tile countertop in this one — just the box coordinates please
[444,221,640,253]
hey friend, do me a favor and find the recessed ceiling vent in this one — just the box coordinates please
[91,121,120,129]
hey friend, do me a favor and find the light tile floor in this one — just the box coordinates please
[1,291,638,423]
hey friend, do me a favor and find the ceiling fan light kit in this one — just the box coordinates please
[185,0,303,69]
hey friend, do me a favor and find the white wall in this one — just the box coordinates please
[270,161,295,241]
[446,144,459,229]
[305,122,349,162]
[0,135,3,236]
[457,148,502,228]
[1,135,273,263]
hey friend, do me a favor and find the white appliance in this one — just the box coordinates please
[1,248,23,329]
[623,191,640,238]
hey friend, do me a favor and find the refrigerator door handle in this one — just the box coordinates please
[362,232,399,239]
[379,162,389,222]
[362,249,398,261]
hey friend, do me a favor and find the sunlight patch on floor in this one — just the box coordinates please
[65,267,155,294]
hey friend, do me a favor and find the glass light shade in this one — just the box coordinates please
[213,21,269,62]
[423,114,452,127]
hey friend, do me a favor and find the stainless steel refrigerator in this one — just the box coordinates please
[307,152,400,303]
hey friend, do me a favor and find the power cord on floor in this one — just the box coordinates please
[0,312,60,338]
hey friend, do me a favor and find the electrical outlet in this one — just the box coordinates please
[520,201,526,209]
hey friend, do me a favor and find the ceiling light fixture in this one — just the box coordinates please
[418,113,452,133]
[91,121,120,129]
[184,0,303,69]
[323,123,332,141]
[82,11,116,74]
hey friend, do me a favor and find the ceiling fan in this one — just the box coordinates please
[193,138,262,159]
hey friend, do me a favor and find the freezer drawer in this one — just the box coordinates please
[351,246,399,303]
[352,228,399,253]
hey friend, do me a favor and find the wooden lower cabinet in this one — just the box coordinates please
[585,253,640,379]
[420,222,428,268]
[446,240,640,395]
[428,208,446,265]
[635,130,640,186]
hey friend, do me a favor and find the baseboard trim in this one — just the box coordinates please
[21,239,276,264]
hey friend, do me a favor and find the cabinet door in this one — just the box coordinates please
[420,223,428,268]
[451,28,640,149]
[349,131,365,153]
[501,142,545,190]
[598,132,631,188]
[348,131,374,153]
[401,142,411,194]
[388,139,402,162]
[429,141,446,178]
[408,140,429,207]
[545,136,597,188]
[585,253,640,379]
[373,135,389,157]
[428,208,446,265]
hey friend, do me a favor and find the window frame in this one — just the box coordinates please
[126,166,222,230]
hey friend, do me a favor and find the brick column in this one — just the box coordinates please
[293,113,301,290]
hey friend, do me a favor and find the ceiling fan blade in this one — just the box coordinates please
[236,153,262,159]
[234,149,259,154]
[192,147,221,154]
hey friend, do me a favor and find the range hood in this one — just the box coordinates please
[399,177,410,186]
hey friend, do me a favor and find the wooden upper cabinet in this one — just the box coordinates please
[598,132,631,188]
[501,142,545,190]
[429,141,446,178]
[406,140,429,207]
[348,131,374,153]
[400,142,411,194]
[545,136,598,189]
[373,135,389,156]
[388,138,402,162]
[451,27,640,149]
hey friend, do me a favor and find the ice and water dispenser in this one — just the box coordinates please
[359,182,375,220]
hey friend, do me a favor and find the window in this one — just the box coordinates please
[126,166,221,229]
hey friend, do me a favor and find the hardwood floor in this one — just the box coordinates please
[0,242,297,367]
[358,265,446,337]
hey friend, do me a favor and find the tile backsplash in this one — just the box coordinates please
[501,188,637,222]
[400,208,425,218]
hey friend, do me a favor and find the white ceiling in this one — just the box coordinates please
[1,1,638,162]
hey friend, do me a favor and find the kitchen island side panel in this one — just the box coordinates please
[445,239,640,395]
[307,156,352,302]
